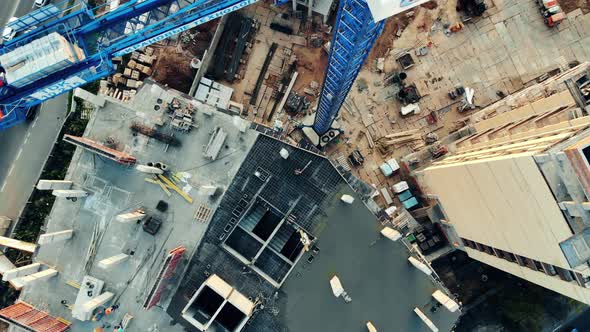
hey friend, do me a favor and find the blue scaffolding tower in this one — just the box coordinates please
[312,0,385,135]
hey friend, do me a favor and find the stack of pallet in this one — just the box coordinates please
[376,129,425,154]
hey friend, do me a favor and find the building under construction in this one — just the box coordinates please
[0,81,459,331]
[413,63,590,305]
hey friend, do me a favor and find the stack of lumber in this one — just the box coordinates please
[376,129,425,154]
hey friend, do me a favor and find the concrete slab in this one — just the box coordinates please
[19,81,260,331]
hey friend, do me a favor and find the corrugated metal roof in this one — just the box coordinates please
[0,302,70,332]
[0,302,33,318]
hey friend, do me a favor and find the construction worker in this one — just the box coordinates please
[105,304,119,315]
[92,310,105,321]
[93,328,103,332]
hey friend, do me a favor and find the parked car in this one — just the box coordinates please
[34,0,50,8]
[2,17,18,42]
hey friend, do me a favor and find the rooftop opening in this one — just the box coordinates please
[222,197,308,287]
[225,227,262,261]
[213,302,247,332]
[185,286,225,326]
[582,145,590,166]
[181,275,254,332]
[252,209,282,240]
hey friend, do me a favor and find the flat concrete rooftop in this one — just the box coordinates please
[167,133,459,331]
[281,192,460,331]
[19,81,259,331]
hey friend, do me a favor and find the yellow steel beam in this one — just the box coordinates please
[157,175,193,203]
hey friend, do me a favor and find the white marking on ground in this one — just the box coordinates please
[7,1,20,21]
[15,147,23,160]
[7,163,15,176]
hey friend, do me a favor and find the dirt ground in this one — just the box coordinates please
[151,46,196,93]
[365,1,439,66]
[183,20,219,58]
[292,45,328,92]
[150,22,218,94]
[559,0,590,13]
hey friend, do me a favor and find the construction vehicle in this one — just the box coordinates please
[536,0,567,27]
[348,150,365,166]
[0,0,424,144]
[576,75,590,104]
[428,142,448,159]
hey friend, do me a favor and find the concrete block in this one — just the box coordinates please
[432,290,460,312]
[82,292,114,313]
[98,253,129,269]
[0,253,15,274]
[38,230,74,245]
[52,189,89,198]
[2,263,41,281]
[414,307,439,332]
[36,180,73,190]
[13,269,58,288]
[200,185,217,196]
[408,256,432,275]
[136,165,164,174]
[0,236,37,253]
[72,276,105,321]
[116,211,146,223]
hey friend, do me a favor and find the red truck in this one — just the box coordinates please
[537,0,567,27]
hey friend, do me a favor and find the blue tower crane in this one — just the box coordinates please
[0,0,411,143]
[0,0,259,129]
[312,0,385,136]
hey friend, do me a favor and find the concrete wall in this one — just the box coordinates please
[189,15,228,97]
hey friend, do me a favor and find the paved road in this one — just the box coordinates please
[0,0,37,25]
[0,0,70,220]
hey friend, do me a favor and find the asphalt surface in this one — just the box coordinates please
[0,0,70,221]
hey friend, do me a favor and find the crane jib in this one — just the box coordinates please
[112,0,260,57]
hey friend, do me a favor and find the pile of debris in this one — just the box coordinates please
[303,80,320,97]
[167,97,197,132]
[285,91,310,113]
[376,129,425,155]
[130,122,181,147]
[99,47,157,102]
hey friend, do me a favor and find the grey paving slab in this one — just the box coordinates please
[475,16,493,31]
[495,22,517,51]
[573,14,590,37]
[571,41,590,62]
[490,3,521,24]
[581,36,590,60]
